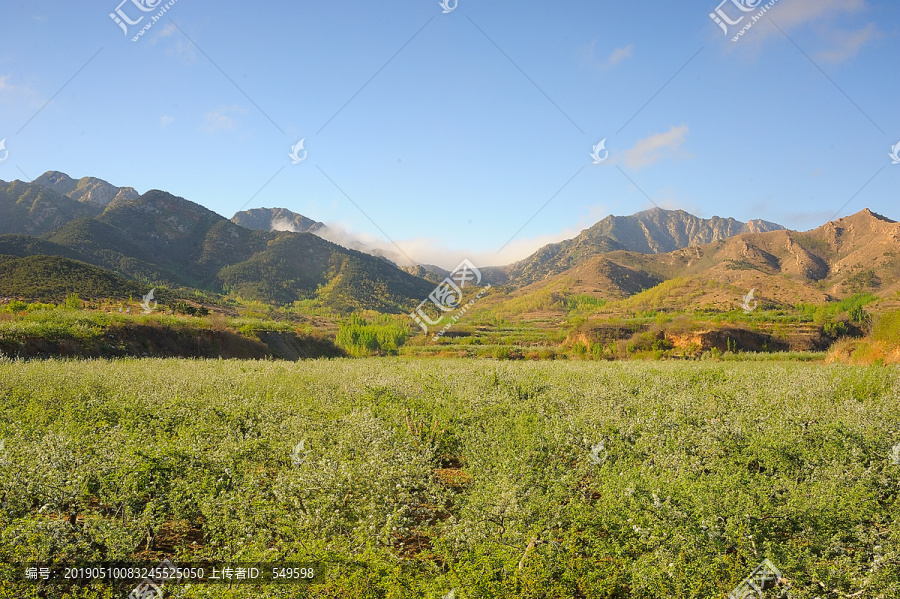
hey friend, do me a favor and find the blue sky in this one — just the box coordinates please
[0,0,897,269]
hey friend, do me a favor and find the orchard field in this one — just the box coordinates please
[1,358,899,598]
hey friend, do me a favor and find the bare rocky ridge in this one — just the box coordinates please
[501,207,785,286]
[33,171,139,209]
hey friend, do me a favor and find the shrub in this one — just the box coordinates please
[169,302,209,317]
[4,300,28,314]
[823,320,850,338]
[63,293,82,310]
[337,314,409,356]
[25,302,56,312]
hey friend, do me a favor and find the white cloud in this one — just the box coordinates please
[619,125,689,170]
[295,220,584,270]
[815,23,881,62]
[271,218,301,232]
[203,105,247,133]
[489,226,586,269]
[0,75,45,109]
[152,23,197,64]
[159,115,174,128]
[605,45,634,68]
[155,23,178,38]
[168,38,198,64]
[721,0,878,62]
[254,203,624,270]
[767,0,865,29]
[576,41,634,70]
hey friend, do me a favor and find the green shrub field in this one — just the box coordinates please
[1,359,898,598]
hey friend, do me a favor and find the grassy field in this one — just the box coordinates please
[1,358,899,598]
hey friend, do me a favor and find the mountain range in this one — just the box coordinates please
[0,173,433,312]
[495,208,784,286]
[0,171,896,315]
[497,209,899,314]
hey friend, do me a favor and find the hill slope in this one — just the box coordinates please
[0,254,146,300]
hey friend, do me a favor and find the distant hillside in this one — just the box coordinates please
[503,207,785,287]
[400,264,451,285]
[32,171,139,209]
[231,207,324,234]
[0,179,99,235]
[0,234,90,263]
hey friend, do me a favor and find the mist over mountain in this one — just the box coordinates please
[231,207,408,266]
[231,207,324,234]
[230,205,786,281]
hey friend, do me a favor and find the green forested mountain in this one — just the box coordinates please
[0,176,434,312]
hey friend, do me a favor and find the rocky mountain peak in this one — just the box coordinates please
[32,171,139,209]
